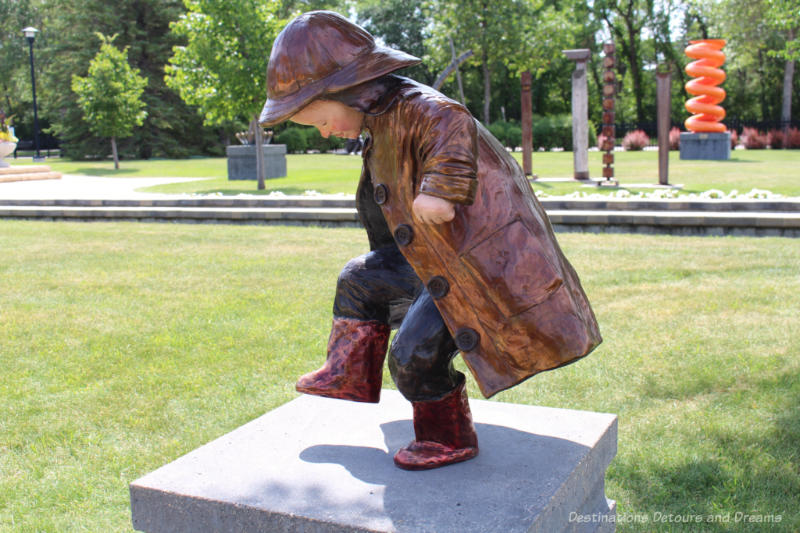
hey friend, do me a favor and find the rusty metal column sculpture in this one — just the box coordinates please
[600,43,618,187]
[521,71,533,177]
[656,65,671,185]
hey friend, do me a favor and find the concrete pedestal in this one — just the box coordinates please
[679,132,731,160]
[226,144,287,180]
[130,390,617,533]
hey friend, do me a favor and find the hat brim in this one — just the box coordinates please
[259,46,420,127]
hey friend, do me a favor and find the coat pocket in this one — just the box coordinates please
[460,219,563,317]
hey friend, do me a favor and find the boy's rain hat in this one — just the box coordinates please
[259,11,420,126]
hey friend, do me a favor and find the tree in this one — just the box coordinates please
[165,0,283,189]
[696,0,794,124]
[428,0,583,125]
[506,0,587,118]
[71,33,147,169]
[764,0,800,138]
[356,0,437,86]
[430,0,529,124]
[39,0,220,160]
[593,0,654,124]
[0,0,43,142]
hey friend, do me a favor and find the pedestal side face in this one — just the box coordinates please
[130,391,617,533]
[679,132,731,160]
[226,144,287,180]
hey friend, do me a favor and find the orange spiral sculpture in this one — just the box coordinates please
[684,39,727,133]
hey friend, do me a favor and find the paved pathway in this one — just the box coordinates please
[0,174,218,200]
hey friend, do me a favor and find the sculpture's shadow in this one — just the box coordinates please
[300,420,592,532]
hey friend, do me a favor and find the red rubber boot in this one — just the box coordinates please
[295,317,390,403]
[394,378,479,470]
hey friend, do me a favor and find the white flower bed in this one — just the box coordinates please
[534,188,786,200]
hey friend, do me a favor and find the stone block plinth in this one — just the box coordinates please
[130,390,617,533]
[226,144,287,180]
[679,132,731,160]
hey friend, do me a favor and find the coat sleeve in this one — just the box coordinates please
[415,100,478,205]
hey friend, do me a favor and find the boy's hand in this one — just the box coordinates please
[412,193,455,224]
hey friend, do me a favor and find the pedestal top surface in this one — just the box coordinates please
[131,390,616,533]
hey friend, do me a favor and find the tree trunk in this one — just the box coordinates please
[480,0,490,125]
[252,116,265,190]
[432,49,474,91]
[758,49,769,121]
[781,28,796,145]
[111,136,119,170]
[626,24,645,123]
[482,50,491,125]
[450,37,466,105]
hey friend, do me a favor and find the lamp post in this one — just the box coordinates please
[22,26,43,162]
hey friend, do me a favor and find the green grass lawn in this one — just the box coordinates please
[35,149,800,197]
[1,221,797,531]
[524,149,800,197]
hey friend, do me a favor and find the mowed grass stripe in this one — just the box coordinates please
[0,221,797,531]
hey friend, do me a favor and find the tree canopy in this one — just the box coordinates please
[71,33,147,168]
[165,0,284,126]
[0,0,796,159]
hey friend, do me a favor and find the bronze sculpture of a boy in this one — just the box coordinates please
[260,11,601,471]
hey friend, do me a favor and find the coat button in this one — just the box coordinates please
[455,327,480,352]
[373,183,388,205]
[427,276,450,299]
[394,224,414,246]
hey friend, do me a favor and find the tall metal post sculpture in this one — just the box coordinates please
[600,43,618,187]
[521,71,533,177]
[656,65,672,185]
[680,39,730,160]
[563,50,591,180]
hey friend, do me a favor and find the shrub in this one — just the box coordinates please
[622,129,650,151]
[669,127,681,150]
[587,120,598,150]
[488,120,522,151]
[528,114,597,151]
[786,127,800,149]
[597,133,615,151]
[729,129,738,149]
[487,122,506,146]
[741,127,768,149]
[304,127,344,153]
[767,129,785,149]
[274,127,308,153]
[533,115,563,150]
[534,114,571,150]
[275,126,346,153]
[507,124,523,151]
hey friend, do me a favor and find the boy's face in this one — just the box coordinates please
[290,100,363,139]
